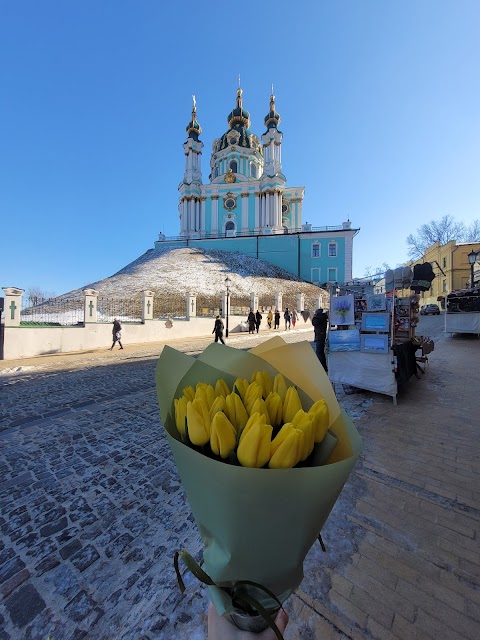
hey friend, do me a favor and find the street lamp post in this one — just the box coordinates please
[225,276,231,338]
[467,250,478,288]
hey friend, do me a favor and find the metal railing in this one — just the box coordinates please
[196,295,221,318]
[97,298,142,323]
[20,296,84,326]
[156,225,347,243]
[153,294,187,319]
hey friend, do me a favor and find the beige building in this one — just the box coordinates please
[398,240,480,307]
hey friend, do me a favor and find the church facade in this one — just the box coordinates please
[155,88,358,285]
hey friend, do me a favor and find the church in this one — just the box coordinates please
[155,87,358,286]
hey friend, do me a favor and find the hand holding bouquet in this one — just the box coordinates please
[156,337,362,637]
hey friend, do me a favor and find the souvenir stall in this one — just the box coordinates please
[445,288,480,335]
[328,264,435,403]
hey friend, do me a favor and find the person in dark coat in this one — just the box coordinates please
[212,316,225,344]
[312,308,328,371]
[274,309,280,329]
[110,318,123,350]
[255,310,262,333]
[284,308,291,330]
[247,309,256,334]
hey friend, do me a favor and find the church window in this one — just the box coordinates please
[230,159,238,173]
[250,163,257,178]
[282,200,289,214]
[328,242,337,257]
[214,167,219,178]
[312,243,320,258]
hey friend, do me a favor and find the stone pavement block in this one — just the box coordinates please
[329,588,367,629]
[396,578,478,640]
[0,567,30,598]
[4,583,46,628]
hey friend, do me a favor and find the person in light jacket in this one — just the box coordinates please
[267,310,273,329]
[291,308,298,328]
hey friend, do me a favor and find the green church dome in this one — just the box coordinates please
[186,105,202,141]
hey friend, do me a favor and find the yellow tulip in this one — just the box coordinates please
[233,378,249,401]
[308,399,330,443]
[209,395,226,420]
[215,378,230,398]
[265,392,283,428]
[292,410,315,461]
[269,429,304,469]
[251,370,273,399]
[249,397,270,424]
[270,422,295,457]
[283,386,303,423]
[183,386,195,402]
[195,383,216,409]
[225,392,249,432]
[239,412,266,443]
[210,412,237,459]
[273,373,288,402]
[237,419,273,468]
[244,382,263,414]
[174,396,188,435]
[186,398,211,446]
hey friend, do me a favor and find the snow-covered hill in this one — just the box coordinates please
[65,246,327,300]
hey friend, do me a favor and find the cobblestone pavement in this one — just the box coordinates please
[0,325,479,639]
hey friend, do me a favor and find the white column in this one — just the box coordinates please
[211,196,219,234]
[254,194,260,231]
[241,193,249,232]
[200,198,206,234]
[275,293,283,311]
[2,287,24,326]
[83,289,99,323]
[186,294,197,319]
[142,290,154,321]
[297,199,303,227]
[189,198,195,232]
[297,293,304,312]
[265,193,270,227]
[250,292,259,311]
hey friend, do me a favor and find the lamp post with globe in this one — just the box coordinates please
[225,276,231,337]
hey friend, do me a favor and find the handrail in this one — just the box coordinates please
[156,226,350,242]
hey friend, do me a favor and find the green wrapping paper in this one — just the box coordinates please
[155,338,362,618]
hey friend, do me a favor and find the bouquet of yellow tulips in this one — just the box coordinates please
[156,337,362,638]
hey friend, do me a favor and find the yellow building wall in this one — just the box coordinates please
[398,241,480,306]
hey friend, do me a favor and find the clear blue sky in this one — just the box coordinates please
[1,0,479,295]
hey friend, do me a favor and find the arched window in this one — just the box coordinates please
[230,159,238,173]
[214,167,219,178]
[250,163,257,178]
[225,221,235,231]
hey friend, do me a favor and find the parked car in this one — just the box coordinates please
[420,304,440,315]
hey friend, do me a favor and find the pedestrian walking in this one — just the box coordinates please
[255,310,263,334]
[267,309,273,329]
[284,308,291,330]
[291,308,298,328]
[247,309,256,334]
[274,309,280,329]
[110,318,123,350]
[312,308,328,372]
[212,316,225,344]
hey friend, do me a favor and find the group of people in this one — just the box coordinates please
[248,307,299,333]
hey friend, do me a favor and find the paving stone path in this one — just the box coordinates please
[0,323,479,640]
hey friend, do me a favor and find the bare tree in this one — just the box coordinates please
[405,215,480,259]
[364,262,391,279]
[26,287,56,305]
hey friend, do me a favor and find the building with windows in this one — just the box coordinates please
[155,88,359,285]
[397,240,480,306]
